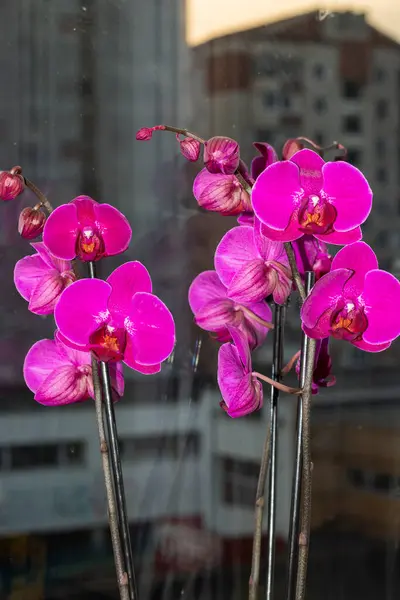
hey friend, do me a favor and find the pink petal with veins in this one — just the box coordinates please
[107,261,152,327]
[215,226,258,286]
[29,271,64,315]
[43,203,79,260]
[301,269,352,330]
[94,203,132,257]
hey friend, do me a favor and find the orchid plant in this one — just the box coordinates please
[135,125,400,600]
[2,169,175,600]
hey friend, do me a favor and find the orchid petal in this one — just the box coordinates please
[43,203,79,260]
[315,226,362,245]
[215,226,258,286]
[332,242,378,297]
[251,142,278,180]
[107,261,152,327]
[261,220,303,243]
[124,338,161,374]
[188,271,227,314]
[242,300,273,349]
[254,218,288,263]
[362,269,400,344]
[31,241,72,276]
[227,259,271,303]
[55,279,111,346]
[29,272,64,315]
[322,161,372,232]
[109,362,126,397]
[229,327,252,372]
[352,338,391,353]
[125,292,175,365]
[14,253,51,301]
[54,331,92,366]
[94,203,132,257]
[252,160,302,231]
[24,339,70,393]
[290,149,324,195]
[35,365,89,406]
[301,268,353,330]
[73,195,97,225]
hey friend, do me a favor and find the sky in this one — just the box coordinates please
[187,0,400,45]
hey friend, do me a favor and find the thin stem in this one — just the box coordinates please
[241,306,274,330]
[253,373,301,396]
[99,362,138,600]
[24,177,53,214]
[281,351,301,377]
[91,356,129,600]
[236,171,253,195]
[266,303,286,600]
[284,243,306,302]
[249,305,286,600]
[162,125,205,144]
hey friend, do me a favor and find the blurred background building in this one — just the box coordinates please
[1,2,400,599]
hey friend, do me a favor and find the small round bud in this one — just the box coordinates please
[282,139,304,160]
[136,127,154,141]
[203,136,240,175]
[178,136,201,162]
[0,170,25,201]
[18,207,46,240]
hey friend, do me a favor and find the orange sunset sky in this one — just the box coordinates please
[187,0,400,45]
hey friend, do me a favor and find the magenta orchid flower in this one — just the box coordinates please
[251,142,277,180]
[203,136,240,175]
[54,261,175,372]
[252,149,372,245]
[24,332,124,406]
[292,236,332,281]
[188,270,272,350]
[295,338,335,394]
[218,328,263,418]
[214,222,291,304]
[43,195,132,261]
[193,168,251,215]
[14,242,76,315]
[301,242,400,352]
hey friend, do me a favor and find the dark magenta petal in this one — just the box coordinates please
[24,339,70,393]
[332,242,378,297]
[124,338,161,374]
[125,292,175,365]
[251,142,278,180]
[301,268,352,330]
[315,226,362,245]
[261,219,303,243]
[109,362,125,397]
[43,203,79,260]
[195,299,235,332]
[252,160,302,231]
[55,330,91,353]
[215,225,258,286]
[188,270,227,314]
[73,195,97,225]
[107,261,152,327]
[229,327,252,372]
[362,269,400,344]
[35,365,89,406]
[55,279,111,346]
[227,259,271,303]
[290,149,324,195]
[28,272,64,315]
[31,242,54,268]
[242,299,273,350]
[14,253,50,301]
[322,161,372,232]
[94,203,132,257]
[352,338,391,353]
[253,218,288,263]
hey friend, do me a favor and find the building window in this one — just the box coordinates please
[263,91,275,108]
[343,80,362,99]
[1,441,86,471]
[313,97,327,114]
[120,432,200,461]
[347,149,361,167]
[374,67,386,83]
[376,99,388,120]
[376,167,387,184]
[313,64,325,80]
[343,115,362,133]
[221,457,259,508]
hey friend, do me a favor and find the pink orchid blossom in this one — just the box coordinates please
[292,236,332,282]
[188,270,272,350]
[295,338,336,394]
[193,168,251,215]
[218,328,263,418]
[14,242,76,315]
[43,195,132,262]
[301,242,400,352]
[24,332,124,406]
[251,142,278,180]
[214,222,292,304]
[203,136,240,174]
[252,149,372,245]
[54,261,175,372]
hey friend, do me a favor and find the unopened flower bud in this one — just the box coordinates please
[204,136,240,174]
[178,136,201,162]
[18,207,46,240]
[0,170,25,201]
[136,124,166,141]
[282,138,304,160]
